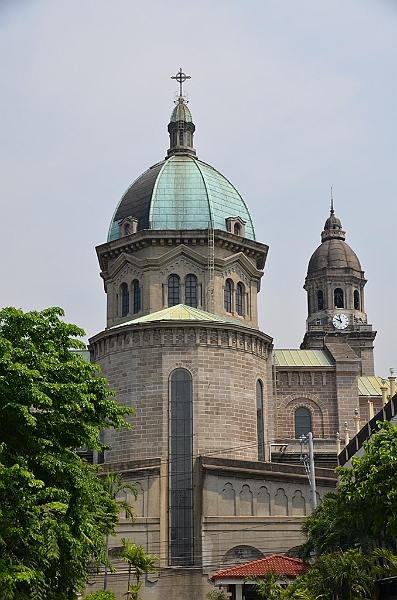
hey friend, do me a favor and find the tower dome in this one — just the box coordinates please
[307,208,361,275]
[107,92,255,242]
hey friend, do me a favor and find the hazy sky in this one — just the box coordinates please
[1,0,396,377]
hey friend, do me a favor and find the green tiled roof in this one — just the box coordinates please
[110,304,253,329]
[358,376,391,397]
[273,349,334,367]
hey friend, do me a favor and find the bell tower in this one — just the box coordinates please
[301,200,376,375]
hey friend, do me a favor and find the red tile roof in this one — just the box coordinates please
[211,554,310,581]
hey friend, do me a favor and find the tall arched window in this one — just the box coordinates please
[224,279,232,313]
[334,288,344,309]
[168,275,180,306]
[234,223,241,236]
[256,380,265,461]
[354,290,360,310]
[169,368,193,566]
[121,283,129,317]
[295,407,312,438]
[133,280,141,314]
[236,282,244,316]
[317,290,324,311]
[185,275,197,308]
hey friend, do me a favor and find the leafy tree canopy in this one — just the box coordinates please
[0,307,133,600]
[300,421,397,559]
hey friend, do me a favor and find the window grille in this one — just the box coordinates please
[133,280,141,314]
[256,380,265,461]
[121,283,129,317]
[168,275,180,306]
[185,275,197,308]
[295,407,311,438]
[224,279,232,312]
[169,369,193,566]
[236,282,244,316]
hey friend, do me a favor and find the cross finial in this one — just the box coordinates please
[330,186,334,214]
[171,68,191,98]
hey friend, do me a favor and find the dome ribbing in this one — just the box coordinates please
[108,154,255,241]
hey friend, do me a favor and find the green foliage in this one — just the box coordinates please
[299,492,375,560]
[206,589,230,600]
[337,421,397,541]
[102,472,137,523]
[301,550,374,600]
[83,591,117,600]
[118,538,158,599]
[300,421,397,559]
[248,570,285,600]
[0,307,134,600]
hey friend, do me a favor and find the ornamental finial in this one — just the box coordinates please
[171,68,191,98]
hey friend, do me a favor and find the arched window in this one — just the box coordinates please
[234,223,241,236]
[185,275,197,308]
[133,280,141,314]
[317,290,324,311]
[168,275,180,306]
[256,380,265,461]
[295,407,312,438]
[354,290,360,310]
[124,223,131,236]
[224,279,232,313]
[236,282,244,316]
[121,283,129,317]
[169,368,193,566]
[334,288,344,309]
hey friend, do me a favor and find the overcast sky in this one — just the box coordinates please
[0,0,396,377]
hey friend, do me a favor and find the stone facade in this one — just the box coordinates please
[85,89,381,599]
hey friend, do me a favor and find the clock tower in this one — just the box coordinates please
[301,203,376,376]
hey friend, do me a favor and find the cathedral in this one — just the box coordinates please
[87,71,390,600]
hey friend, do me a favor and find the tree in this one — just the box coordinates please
[102,472,137,590]
[299,421,397,559]
[83,591,117,600]
[337,421,397,542]
[299,492,375,560]
[0,307,134,600]
[300,550,374,600]
[247,570,285,600]
[118,538,158,599]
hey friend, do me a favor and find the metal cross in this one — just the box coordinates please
[171,68,191,97]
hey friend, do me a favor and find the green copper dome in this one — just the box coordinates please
[107,94,255,241]
[170,100,193,122]
[108,155,255,241]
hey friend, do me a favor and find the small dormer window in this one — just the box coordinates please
[226,216,246,238]
[119,217,138,239]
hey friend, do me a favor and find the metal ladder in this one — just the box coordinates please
[207,220,215,313]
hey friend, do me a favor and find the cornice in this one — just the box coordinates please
[88,320,273,361]
[96,228,268,272]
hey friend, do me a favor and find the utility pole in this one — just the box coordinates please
[300,432,317,511]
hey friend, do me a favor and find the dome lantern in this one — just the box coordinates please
[167,69,196,158]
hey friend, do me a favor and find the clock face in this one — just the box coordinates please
[332,313,349,329]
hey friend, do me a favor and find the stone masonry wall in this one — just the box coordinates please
[89,322,273,464]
